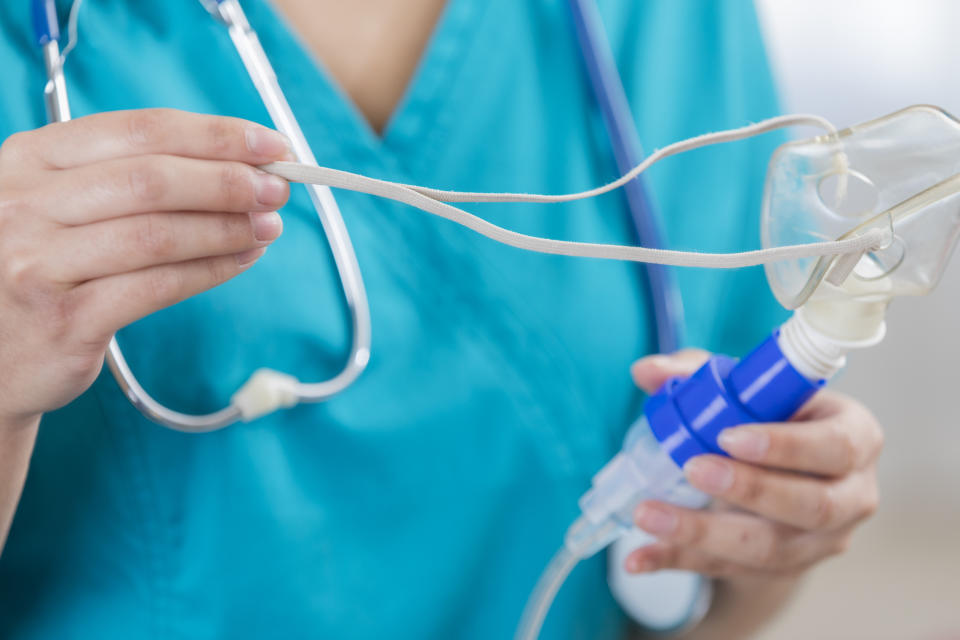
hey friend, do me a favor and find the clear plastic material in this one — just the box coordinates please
[521,105,960,640]
[569,417,709,559]
[515,417,708,640]
[514,546,579,640]
[763,105,960,309]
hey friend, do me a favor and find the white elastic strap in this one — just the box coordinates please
[261,114,884,269]
[825,250,865,286]
[397,114,839,204]
[265,161,886,268]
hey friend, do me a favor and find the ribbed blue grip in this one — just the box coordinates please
[646,331,824,468]
[728,330,823,423]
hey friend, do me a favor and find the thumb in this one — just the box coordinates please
[630,349,711,394]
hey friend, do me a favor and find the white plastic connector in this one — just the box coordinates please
[831,148,851,205]
[778,310,885,381]
[579,453,645,525]
[230,368,300,421]
[825,249,865,287]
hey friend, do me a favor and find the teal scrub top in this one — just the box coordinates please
[0,1,787,638]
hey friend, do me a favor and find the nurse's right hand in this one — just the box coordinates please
[0,109,291,425]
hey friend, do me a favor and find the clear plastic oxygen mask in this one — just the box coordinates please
[514,105,960,640]
[766,104,960,311]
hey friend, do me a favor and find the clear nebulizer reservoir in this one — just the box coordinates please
[566,414,709,558]
[517,106,960,640]
[567,329,823,555]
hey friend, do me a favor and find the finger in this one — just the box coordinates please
[39,156,289,225]
[44,210,283,283]
[625,541,829,581]
[790,388,855,421]
[624,542,769,579]
[682,455,879,531]
[717,402,884,476]
[27,109,291,170]
[74,249,267,343]
[633,501,846,571]
[630,348,711,393]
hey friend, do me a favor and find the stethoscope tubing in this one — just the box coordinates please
[31,0,371,431]
[568,0,684,353]
[29,0,680,429]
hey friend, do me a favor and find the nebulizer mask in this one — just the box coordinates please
[504,105,960,640]
[261,105,960,639]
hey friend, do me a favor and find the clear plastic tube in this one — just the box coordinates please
[515,415,710,640]
[515,518,621,640]
[514,546,579,640]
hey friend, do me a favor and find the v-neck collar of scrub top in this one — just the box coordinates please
[238,0,490,175]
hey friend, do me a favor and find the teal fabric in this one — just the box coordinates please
[0,1,787,638]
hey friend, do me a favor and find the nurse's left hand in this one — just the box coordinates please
[624,350,883,582]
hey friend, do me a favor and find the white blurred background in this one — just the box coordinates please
[752,1,960,638]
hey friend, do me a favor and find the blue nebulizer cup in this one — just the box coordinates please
[569,331,822,559]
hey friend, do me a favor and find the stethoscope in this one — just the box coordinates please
[31,0,683,432]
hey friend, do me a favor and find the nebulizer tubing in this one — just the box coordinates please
[514,543,590,640]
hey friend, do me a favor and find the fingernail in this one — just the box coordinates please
[254,171,288,207]
[635,503,677,535]
[638,355,669,370]
[631,355,669,385]
[684,457,734,494]
[718,428,769,461]
[245,127,292,158]
[250,211,282,243]
[236,246,267,266]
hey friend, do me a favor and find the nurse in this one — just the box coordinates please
[0,1,883,639]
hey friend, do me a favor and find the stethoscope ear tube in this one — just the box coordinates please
[35,0,372,431]
[35,0,71,124]
[31,0,60,46]
[212,0,372,409]
[36,30,242,431]
[37,91,238,430]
